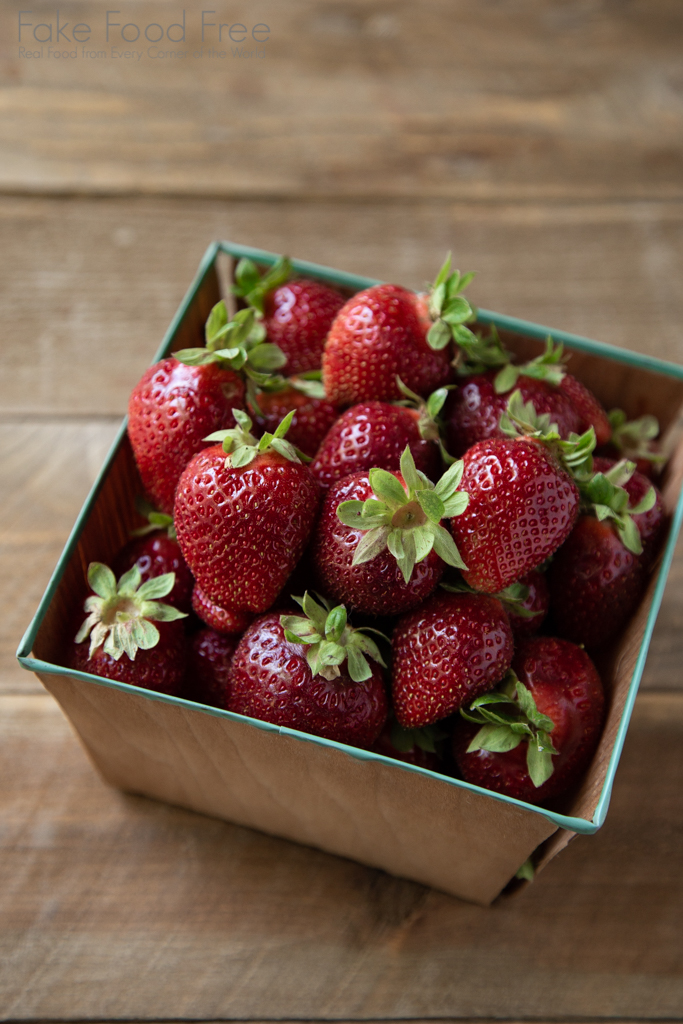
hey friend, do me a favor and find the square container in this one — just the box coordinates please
[17,242,683,905]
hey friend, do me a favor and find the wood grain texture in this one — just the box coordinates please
[0,420,119,693]
[1,196,683,416]
[1,1,683,200]
[1,691,683,1019]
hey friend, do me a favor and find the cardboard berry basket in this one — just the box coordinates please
[17,241,683,906]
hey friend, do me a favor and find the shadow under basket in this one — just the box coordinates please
[17,241,683,906]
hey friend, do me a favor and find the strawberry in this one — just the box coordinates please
[174,410,320,615]
[448,391,591,593]
[183,627,237,709]
[601,409,666,478]
[232,256,346,375]
[445,372,581,456]
[229,593,388,747]
[372,719,446,772]
[69,562,188,695]
[128,302,288,514]
[191,584,253,635]
[312,447,469,617]
[453,637,605,805]
[447,337,610,454]
[442,569,549,638]
[322,256,474,405]
[249,376,339,458]
[391,591,513,728]
[592,457,665,565]
[112,508,193,614]
[547,458,662,649]
[503,570,549,637]
[128,358,244,514]
[310,388,444,489]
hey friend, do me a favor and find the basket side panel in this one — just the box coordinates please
[38,673,556,906]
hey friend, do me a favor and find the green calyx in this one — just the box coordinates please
[231,255,292,316]
[389,717,448,755]
[441,576,537,620]
[608,408,665,469]
[454,323,512,376]
[336,446,469,584]
[492,336,566,394]
[75,562,187,662]
[174,303,288,404]
[131,496,176,541]
[205,408,310,469]
[461,670,559,789]
[580,458,656,556]
[425,253,477,352]
[394,376,450,443]
[500,389,596,480]
[249,370,327,416]
[280,592,387,683]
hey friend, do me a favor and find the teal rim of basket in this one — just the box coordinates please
[16,239,683,839]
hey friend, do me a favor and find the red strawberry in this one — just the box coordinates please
[449,392,587,593]
[192,584,253,635]
[128,301,289,515]
[69,562,188,696]
[229,594,388,747]
[547,459,662,649]
[183,628,237,708]
[174,410,320,615]
[249,378,339,458]
[453,637,605,805]
[442,569,549,638]
[447,336,609,453]
[557,373,611,446]
[601,409,666,479]
[547,516,647,650]
[112,517,193,614]
[503,569,549,637]
[323,257,474,405]
[445,372,581,457]
[391,591,514,728]
[372,719,444,772]
[232,256,346,375]
[592,457,665,565]
[128,358,244,514]
[312,448,469,617]
[310,398,441,490]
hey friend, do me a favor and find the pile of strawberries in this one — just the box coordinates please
[68,255,667,809]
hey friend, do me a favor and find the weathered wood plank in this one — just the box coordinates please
[0,420,119,693]
[1,196,683,416]
[1,1,683,200]
[1,691,682,1019]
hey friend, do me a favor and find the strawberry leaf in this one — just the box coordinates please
[137,573,175,601]
[431,525,467,570]
[468,723,523,754]
[87,563,117,600]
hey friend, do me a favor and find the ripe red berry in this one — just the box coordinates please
[450,435,580,593]
[323,283,453,405]
[391,591,514,728]
[310,401,440,489]
[113,533,194,614]
[128,358,245,514]
[69,562,188,696]
[183,628,238,708]
[250,383,339,458]
[263,279,347,375]
[313,472,443,616]
[445,372,581,457]
[191,584,253,635]
[174,412,320,615]
[229,601,388,748]
[453,636,605,805]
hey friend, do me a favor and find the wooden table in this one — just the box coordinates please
[2,3,683,1019]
